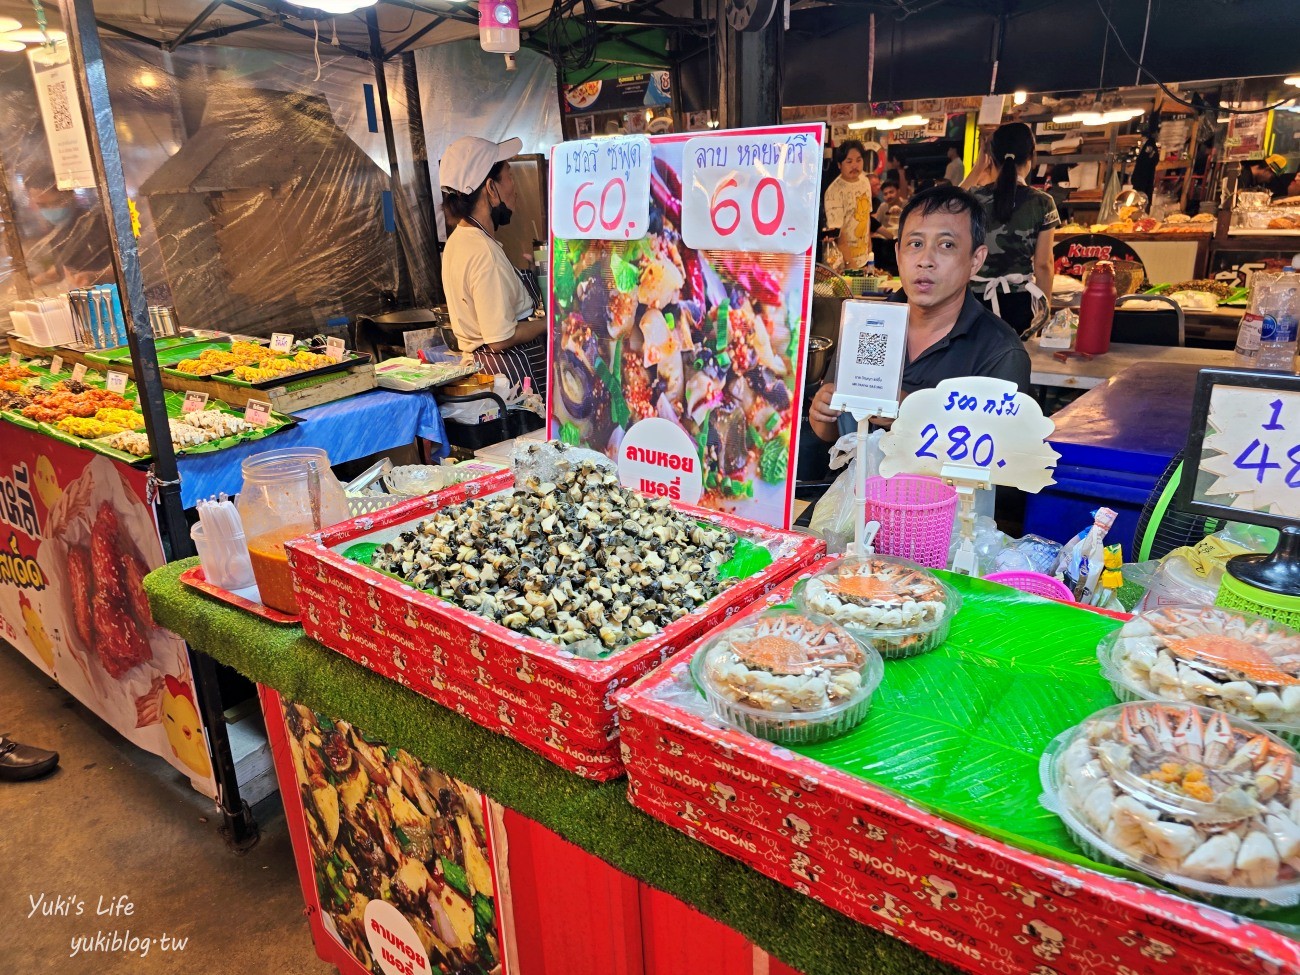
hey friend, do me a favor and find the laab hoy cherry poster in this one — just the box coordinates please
[547,125,824,529]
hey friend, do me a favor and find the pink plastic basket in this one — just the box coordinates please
[863,475,958,569]
[984,570,1074,602]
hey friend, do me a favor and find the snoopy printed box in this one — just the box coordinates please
[616,574,1300,975]
[285,470,823,780]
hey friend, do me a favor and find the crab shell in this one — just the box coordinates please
[729,614,865,676]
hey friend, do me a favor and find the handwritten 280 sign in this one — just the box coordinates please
[551,135,651,241]
[881,376,1060,492]
[681,127,822,254]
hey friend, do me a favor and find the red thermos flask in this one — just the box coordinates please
[1075,261,1117,355]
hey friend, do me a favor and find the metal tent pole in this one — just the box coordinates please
[59,0,257,849]
[716,5,782,128]
[367,8,414,308]
[401,50,442,305]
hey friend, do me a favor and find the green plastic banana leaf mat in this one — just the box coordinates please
[783,573,1300,927]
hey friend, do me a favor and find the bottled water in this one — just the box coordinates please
[1235,267,1300,372]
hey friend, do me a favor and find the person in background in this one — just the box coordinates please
[440,135,547,397]
[1247,156,1299,200]
[867,171,883,208]
[967,121,1059,335]
[822,140,875,270]
[0,734,59,781]
[809,185,1029,442]
[24,170,111,289]
[944,146,966,186]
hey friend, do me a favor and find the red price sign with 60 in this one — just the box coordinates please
[681,129,821,254]
[551,135,651,241]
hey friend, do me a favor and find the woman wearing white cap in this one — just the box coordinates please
[440,135,547,396]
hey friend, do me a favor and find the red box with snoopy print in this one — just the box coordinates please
[284,470,823,781]
[616,574,1300,975]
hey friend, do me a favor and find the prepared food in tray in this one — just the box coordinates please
[1042,701,1300,910]
[168,340,368,387]
[1099,606,1300,734]
[796,555,960,659]
[370,456,739,655]
[97,409,265,457]
[22,381,132,423]
[172,340,278,376]
[690,607,883,744]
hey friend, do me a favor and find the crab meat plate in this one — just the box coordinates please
[797,556,959,659]
[1100,606,1300,732]
[1043,701,1300,908]
[693,609,883,744]
[370,456,737,657]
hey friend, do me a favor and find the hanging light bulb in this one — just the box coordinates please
[285,0,378,14]
[1287,76,1300,88]
[0,17,20,33]
[0,39,26,53]
[1013,90,1027,105]
[480,0,519,54]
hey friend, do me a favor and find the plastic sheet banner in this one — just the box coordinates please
[0,426,216,797]
[546,125,823,530]
[28,42,95,191]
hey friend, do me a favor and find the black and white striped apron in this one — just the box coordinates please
[473,336,548,399]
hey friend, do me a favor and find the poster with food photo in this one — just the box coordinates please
[546,129,819,529]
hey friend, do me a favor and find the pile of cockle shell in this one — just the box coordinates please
[371,460,737,653]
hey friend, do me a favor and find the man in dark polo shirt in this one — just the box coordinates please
[810,184,1029,442]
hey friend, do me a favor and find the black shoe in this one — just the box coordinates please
[0,736,59,781]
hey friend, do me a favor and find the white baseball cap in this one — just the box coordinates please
[439,136,522,195]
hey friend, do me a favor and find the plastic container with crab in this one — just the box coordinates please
[689,607,884,744]
[284,450,824,780]
[1097,605,1300,749]
[1041,700,1300,914]
[792,555,961,659]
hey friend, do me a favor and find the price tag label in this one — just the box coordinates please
[244,399,272,428]
[1198,386,1300,520]
[106,370,128,395]
[8,352,19,367]
[681,126,822,254]
[830,301,908,421]
[325,337,346,363]
[551,135,651,241]
[881,376,1061,492]
[270,332,294,353]
[49,355,63,376]
[182,391,209,414]
[71,362,88,383]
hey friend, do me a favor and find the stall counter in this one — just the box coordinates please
[143,557,962,975]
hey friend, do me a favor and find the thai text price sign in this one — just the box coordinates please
[681,126,822,254]
[1195,384,1300,521]
[551,135,651,240]
[881,376,1060,492]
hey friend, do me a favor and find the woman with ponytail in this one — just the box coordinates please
[969,121,1060,334]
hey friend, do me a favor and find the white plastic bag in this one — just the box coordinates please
[808,431,886,554]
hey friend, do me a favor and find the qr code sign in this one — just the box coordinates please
[855,331,889,367]
[48,80,72,132]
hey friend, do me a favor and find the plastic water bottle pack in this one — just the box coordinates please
[1235,267,1300,372]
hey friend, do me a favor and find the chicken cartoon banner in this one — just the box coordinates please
[0,425,216,797]
[547,124,824,530]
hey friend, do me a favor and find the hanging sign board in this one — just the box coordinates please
[881,376,1060,492]
[550,135,651,241]
[1180,368,1300,528]
[28,43,95,191]
[681,128,821,254]
[830,300,908,421]
[547,124,824,529]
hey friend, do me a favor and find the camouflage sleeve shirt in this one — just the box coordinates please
[970,184,1060,287]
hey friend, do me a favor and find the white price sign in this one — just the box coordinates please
[881,376,1060,492]
[681,126,822,254]
[830,300,908,421]
[105,370,129,395]
[324,337,346,363]
[270,333,294,353]
[8,352,19,367]
[49,355,63,376]
[244,399,272,428]
[70,362,88,383]
[551,135,651,241]
[1197,385,1300,520]
[182,391,209,414]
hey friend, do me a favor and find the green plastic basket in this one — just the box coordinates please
[1215,572,1300,629]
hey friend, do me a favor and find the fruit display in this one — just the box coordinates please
[1099,606,1300,730]
[797,556,960,659]
[691,608,883,743]
[370,458,737,653]
[1043,702,1300,905]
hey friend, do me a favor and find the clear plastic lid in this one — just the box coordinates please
[692,607,883,716]
[1042,701,1300,902]
[795,555,960,635]
[1101,605,1300,723]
